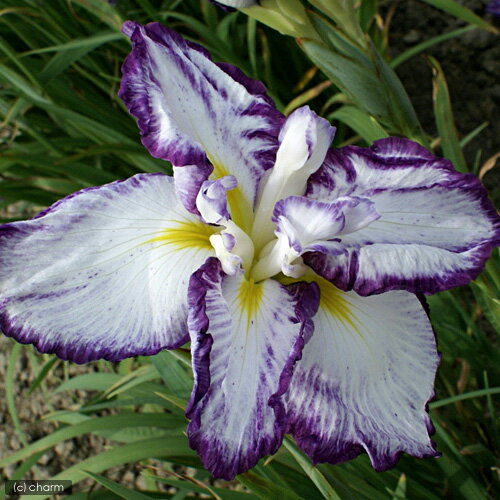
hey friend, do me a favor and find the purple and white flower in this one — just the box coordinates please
[0,22,498,480]
[211,0,258,8]
[487,0,500,16]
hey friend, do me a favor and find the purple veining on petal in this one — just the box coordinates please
[269,280,320,414]
[118,21,211,167]
[173,165,213,216]
[33,173,164,220]
[185,258,319,479]
[272,195,379,257]
[486,0,500,16]
[0,304,188,364]
[306,148,357,200]
[196,176,238,224]
[288,364,439,469]
[210,0,259,9]
[0,174,211,363]
[209,0,235,11]
[185,257,220,418]
[286,289,440,470]
[119,21,284,214]
[305,137,500,295]
[221,232,235,251]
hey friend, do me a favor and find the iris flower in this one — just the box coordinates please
[487,0,500,16]
[0,22,498,480]
[211,0,258,8]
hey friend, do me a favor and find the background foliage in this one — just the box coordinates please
[0,0,498,499]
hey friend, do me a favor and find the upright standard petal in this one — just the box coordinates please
[306,138,500,294]
[186,258,319,479]
[0,174,215,363]
[286,276,439,469]
[252,106,335,250]
[120,22,283,228]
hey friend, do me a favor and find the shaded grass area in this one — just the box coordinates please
[0,0,498,498]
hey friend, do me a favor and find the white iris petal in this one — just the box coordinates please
[251,107,335,252]
[210,220,255,276]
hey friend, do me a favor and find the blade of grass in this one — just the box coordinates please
[238,471,304,500]
[421,0,497,33]
[147,474,257,499]
[329,105,389,143]
[429,56,467,172]
[430,387,500,409]
[390,26,475,68]
[83,471,152,500]
[5,342,28,447]
[27,356,59,395]
[0,413,185,468]
[460,121,489,148]
[283,437,342,500]
[18,436,197,500]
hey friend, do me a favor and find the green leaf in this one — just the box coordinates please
[0,62,48,105]
[84,471,153,500]
[147,475,258,499]
[299,39,385,117]
[68,0,123,30]
[55,372,121,393]
[21,436,196,500]
[301,13,427,144]
[283,438,342,500]
[421,0,497,33]
[470,262,500,332]
[0,414,185,468]
[430,387,500,409]
[428,56,467,172]
[5,343,28,447]
[391,473,407,500]
[329,105,388,143]
[238,471,304,500]
[27,355,59,394]
[366,41,427,144]
[357,0,377,32]
[390,26,475,69]
[37,31,124,82]
[151,351,193,399]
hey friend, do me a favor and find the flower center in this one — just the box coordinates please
[197,107,339,281]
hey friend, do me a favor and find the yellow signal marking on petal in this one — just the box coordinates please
[209,160,253,234]
[237,277,264,330]
[280,272,362,338]
[314,275,362,337]
[143,220,216,250]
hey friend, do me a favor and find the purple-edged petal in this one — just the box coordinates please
[251,195,378,281]
[120,22,283,228]
[306,138,500,294]
[196,176,237,224]
[286,275,439,470]
[487,0,500,16]
[186,258,319,479]
[0,174,215,363]
[212,0,258,7]
[274,195,379,252]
